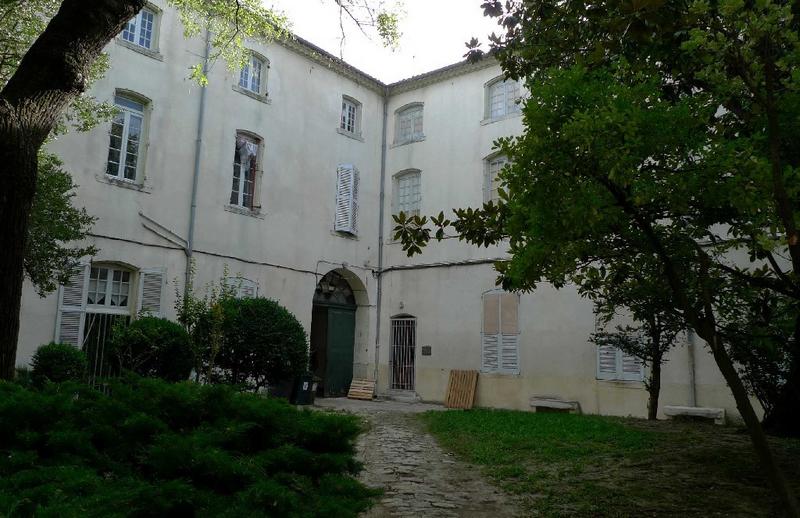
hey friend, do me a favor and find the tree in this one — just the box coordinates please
[0,0,399,380]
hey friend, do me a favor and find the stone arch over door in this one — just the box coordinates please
[309,269,368,396]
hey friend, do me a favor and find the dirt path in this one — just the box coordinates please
[315,398,522,517]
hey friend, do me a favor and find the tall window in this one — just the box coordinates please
[486,77,521,119]
[121,7,156,50]
[485,155,508,203]
[394,170,421,217]
[481,290,520,374]
[231,134,259,209]
[239,53,266,95]
[340,96,361,136]
[87,266,131,309]
[395,103,424,144]
[106,94,145,182]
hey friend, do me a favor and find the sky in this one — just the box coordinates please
[265,0,499,83]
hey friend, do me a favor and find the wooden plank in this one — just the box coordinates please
[445,370,478,409]
[347,378,375,400]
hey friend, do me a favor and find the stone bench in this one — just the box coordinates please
[663,405,726,425]
[529,396,581,414]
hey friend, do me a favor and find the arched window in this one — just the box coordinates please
[485,76,521,120]
[106,91,150,183]
[239,51,269,96]
[393,169,421,217]
[340,95,362,137]
[484,154,508,203]
[394,102,424,144]
[230,131,262,211]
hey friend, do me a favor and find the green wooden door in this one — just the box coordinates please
[325,307,356,396]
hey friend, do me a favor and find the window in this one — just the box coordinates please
[231,134,260,210]
[481,290,520,374]
[485,155,508,203]
[224,277,258,298]
[121,7,156,50]
[486,77,521,119]
[87,266,131,309]
[106,94,146,182]
[340,96,361,136]
[239,53,267,95]
[597,345,644,381]
[334,164,359,235]
[395,103,424,144]
[394,170,421,217]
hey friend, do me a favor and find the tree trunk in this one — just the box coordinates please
[763,313,800,437]
[648,353,662,421]
[0,0,144,379]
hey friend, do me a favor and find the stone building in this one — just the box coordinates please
[17,1,744,420]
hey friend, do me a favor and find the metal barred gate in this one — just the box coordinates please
[390,316,416,391]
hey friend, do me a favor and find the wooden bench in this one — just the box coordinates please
[529,396,581,414]
[663,405,725,425]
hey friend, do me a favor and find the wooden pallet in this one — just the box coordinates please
[445,370,478,409]
[347,378,375,400]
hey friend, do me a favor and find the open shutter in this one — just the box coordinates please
[137,268,165,317]
[597,345,619,380]
[334,164,358,235]
[499,293,520,374]
[621,352,644,381]
[55,264,90,346]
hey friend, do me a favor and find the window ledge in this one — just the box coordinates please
[480,112,522,126]
[225,204,265,219]
[115,38,163,61]
[331,230,359,240]
[96,174,152,193]
[596,379,645,388]
[336,127,364,142]
[232,85,271,104]
[480,370,521,378]
[390,135,426,148]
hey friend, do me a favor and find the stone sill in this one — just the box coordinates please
[114,38,163,61]
[480,112,521,126]
[390,135,426,148]
[224,204,265,219]
[96,174,152,193]
[336,127,365,142]
[232,85,271,104]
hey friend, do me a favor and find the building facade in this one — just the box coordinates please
[17,1,746,420]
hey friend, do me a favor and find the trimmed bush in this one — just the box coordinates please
[0,377,375,517]
[109,317,193,382]
[30,342,86,386]
[215,298,309,391]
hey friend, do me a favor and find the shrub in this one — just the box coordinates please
[214,298,309,391]
[109,317,193,382]
[30,342,86,386]
[0,377,375,516]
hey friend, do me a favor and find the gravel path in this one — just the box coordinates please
[315,398,522,517]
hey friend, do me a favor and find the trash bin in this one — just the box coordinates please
[290,373,316,405]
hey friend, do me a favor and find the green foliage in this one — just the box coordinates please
[30,343,86,386]
[109,317,193,382]
[25,152,97,296]
[216,297,309,392]
[0,377,376,517]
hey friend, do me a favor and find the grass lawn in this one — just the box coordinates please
[421,409,800,517]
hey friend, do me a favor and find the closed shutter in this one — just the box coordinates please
[137,268,165,317]
[225,277,258,298]
[597,344,619,380]
[481,291,520,374]
[55,264,90,346]
[621,351,644,381]
[334,164,358,235]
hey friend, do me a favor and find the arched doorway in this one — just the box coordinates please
[310,270,357,396]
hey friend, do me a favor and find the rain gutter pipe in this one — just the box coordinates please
[373,87,389,386]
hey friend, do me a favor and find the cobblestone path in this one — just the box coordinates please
[315,398,522,517]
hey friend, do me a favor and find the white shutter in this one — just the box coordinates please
[621,352,644,381]
[481,291,520,374]
[224,277,258,298]
[500,334,520,374]
[334,164,358,235]
[597,345,619,380]
[137,268,165,317]
[55,264,90,346]
[481,334,499,372]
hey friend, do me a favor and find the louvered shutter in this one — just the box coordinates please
[334,164,358,235]
[596,345,618,380]
[137,268,165,317]
[621,352,644,381]
[482,292,520,374]
[55,264,90,346]
[481,293,500,372]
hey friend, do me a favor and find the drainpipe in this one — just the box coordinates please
[687,329,697,407]
[185,30,211,293]
[373,87,389,387]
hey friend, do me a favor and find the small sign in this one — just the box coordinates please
[421,345,432,356]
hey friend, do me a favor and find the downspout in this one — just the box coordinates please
[373,87,389,387]
[687,329,697,406]
[185,30,211,292]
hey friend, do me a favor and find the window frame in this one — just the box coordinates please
[484,154,508,204]
[237,52,269,98]
[229,131,263,212]
[106,91,149,184]
[394,102,425,145]
[393,169,422,217]
[480,289,521,375]
[86,265,134,315]
[338,95,363,139]
[596,345,645,382]
[484,76,522,121]
[118,4,161,54]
